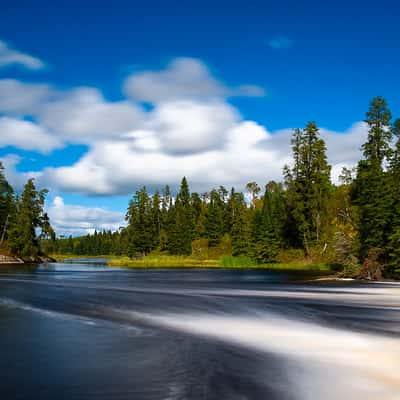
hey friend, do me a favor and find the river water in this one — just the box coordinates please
[0,259,399,400]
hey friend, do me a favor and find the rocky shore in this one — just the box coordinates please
[0,254,55,264]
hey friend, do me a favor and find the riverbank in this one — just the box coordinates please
[107,255,333,271]
[0,254,55,265]
[50,254,114,262]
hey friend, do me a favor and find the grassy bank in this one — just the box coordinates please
[50,254,120,262]
[107,254,333,271]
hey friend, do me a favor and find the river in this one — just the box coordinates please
[0,259,399,400]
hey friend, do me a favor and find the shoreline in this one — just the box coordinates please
[0,254,55,265]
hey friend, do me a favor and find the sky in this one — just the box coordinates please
[0,0,399,236]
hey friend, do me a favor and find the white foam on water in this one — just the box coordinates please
[122,309,400,400]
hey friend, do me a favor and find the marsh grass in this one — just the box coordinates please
[108,254,332,271]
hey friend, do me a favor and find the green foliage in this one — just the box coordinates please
[205,189,224,246]
[230,192,251,256]
[7,178,53,257]
[126,187,156,256]
[352,97,394,258]
[167,177,195,255]
[387,228,400,278]
[283,122,332,252]
[53,229,128,256]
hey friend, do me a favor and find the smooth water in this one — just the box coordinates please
[0,260,399,400]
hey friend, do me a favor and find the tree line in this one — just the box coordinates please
[53,97,400,278]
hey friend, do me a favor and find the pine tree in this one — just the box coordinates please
[231,192,251,256]
[8,179,49,257]
[284,122,332,253]
[251,182,283,263]
[151,191,161,249]
[387,118,400,274]
[191,192,203,239]
[167,177,195,255]
[205,189,224,246]
[352,97,393,257]
[0,162,14,246]
[126,187,154,256]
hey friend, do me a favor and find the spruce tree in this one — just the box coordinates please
[167,177,195,255]
[8,179,49,257]
[205,189,224,247]
[231,192,251,256]
[126,187,154,256]
[284,122,331,253]
[352,97,393,256]
[251,182,283,263]
[0,163,14,245]
[387,118,400,274]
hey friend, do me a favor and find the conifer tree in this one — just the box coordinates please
[284,122,331,252]
[0,163,14,245]
[251,182,283,263]
[352,97,393,256]
[387,118,400,274]
[126,187,154,256]
[231,192,251,256]
[8,179,49,257]
[205,189,224,246]
[191,192,203,239]
[167,177,195,255]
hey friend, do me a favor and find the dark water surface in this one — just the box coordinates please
[0,260,399,400]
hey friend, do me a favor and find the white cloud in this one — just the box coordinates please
[147,100,239,154]
[0,55,369,197]
[0,117,63,153]
[0,79,51,114]
[36,120,290,195]
[0,40,44,70]
[124,57,265,102]
[47,196,125,236]
[38,87,143,142]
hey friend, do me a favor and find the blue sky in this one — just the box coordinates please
[0,0,399,235]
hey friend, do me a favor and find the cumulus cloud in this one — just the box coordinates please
[47,196,125,236]
[0,117,63,153]
[268,36,293,50]
[0,79,51,114]
[147,100,239,154]
[0,54,368,197]
[0,40,44,69]
[36,121,290,195]
[38,87,143,142]
[124,57,265,102]
[37,117,367,195]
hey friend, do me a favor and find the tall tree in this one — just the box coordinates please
[8,179,49,257]
[0,162,14,245]
[167,177,195,255]
[352,97,393,256]
[231,192,251,256]
[251,181,283,263]
[284,122,332,253]
[387,118,400,274]
[205,189,224,246]
[126,187,154,256]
